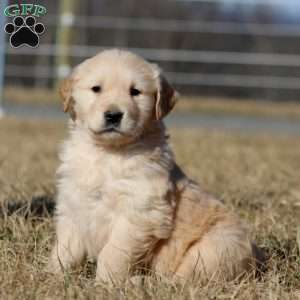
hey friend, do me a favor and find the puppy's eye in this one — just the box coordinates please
[91,86,101,93]
[130,87,141,96]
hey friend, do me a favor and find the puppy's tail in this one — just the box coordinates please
[0,196,55,218]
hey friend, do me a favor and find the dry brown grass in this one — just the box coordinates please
[4,86,60,106]
[0,117,300,299]
[177,96,300,120]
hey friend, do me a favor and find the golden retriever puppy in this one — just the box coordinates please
[49,49,261,284]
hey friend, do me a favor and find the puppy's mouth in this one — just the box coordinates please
[90,126,125,136]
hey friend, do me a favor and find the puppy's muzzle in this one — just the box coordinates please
[104,110,123,128]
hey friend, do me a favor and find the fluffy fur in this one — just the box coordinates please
[49,49,260,284]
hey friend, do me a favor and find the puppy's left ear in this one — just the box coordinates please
[153,65,179,120]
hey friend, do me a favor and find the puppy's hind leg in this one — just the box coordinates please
[174,220,255,283]
[48,217,85,274]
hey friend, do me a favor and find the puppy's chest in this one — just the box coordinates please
[69,152,156,212]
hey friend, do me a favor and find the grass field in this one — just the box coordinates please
[0,117,300,299]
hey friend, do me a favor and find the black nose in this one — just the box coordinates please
[104,110,123,127]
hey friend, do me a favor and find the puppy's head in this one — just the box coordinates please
[60,49,178,146]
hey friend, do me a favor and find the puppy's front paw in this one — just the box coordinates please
[46,249,70,277]
[96,260,127,286]
[96,268,116,286]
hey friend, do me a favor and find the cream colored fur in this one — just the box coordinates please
[48,49,259,284]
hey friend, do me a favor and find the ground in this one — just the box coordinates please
[0,115,300,299]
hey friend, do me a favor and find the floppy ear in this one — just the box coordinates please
[59,77,76,121]
[154,67,179,120]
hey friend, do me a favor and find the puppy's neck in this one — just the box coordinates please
[139,120,169,145]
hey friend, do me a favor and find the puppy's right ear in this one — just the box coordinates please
[59,77,76,121]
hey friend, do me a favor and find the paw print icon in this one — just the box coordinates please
[4,16,45,48]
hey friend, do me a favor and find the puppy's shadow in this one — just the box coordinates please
[1,195,55,218]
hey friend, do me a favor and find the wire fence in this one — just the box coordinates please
[7,45,300,67]
[46,15,300,36]
[2,1,300,101]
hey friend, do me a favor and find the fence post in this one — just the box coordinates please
[55,0,77,87]
[0,0,8,117]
